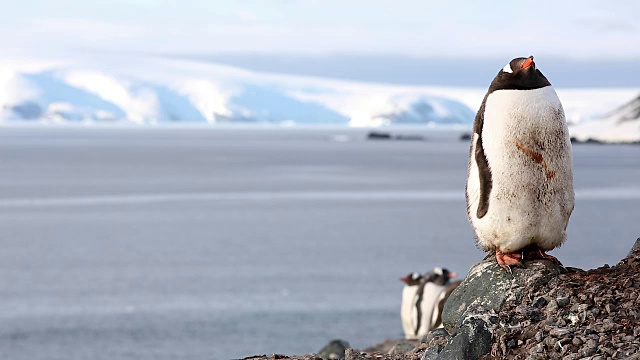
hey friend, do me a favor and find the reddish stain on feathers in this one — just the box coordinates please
[515,141,556,180]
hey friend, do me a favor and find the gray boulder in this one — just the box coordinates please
[423,256,565,360]
[318,339,350,360]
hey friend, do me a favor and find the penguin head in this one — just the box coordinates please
[490,56,551,91]
[400,272,423,286]
[424,267,457,286]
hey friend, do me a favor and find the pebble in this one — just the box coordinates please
[562,354,578,360]
[529,344,545,354]
[557,297,570,307]
[533,297,548,308]
[546,299,559,312]
[387,342,414,355]
[572,337,583,347]
[550,328,573,336]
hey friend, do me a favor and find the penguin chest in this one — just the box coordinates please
[469,87,574,252]
[400,285,419,339]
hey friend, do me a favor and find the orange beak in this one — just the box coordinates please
[521,56,534,69]
[448,272,457,278]
[400,276,409,283]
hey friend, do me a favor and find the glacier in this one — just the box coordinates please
[0,55,638,134]
[570,94,640,143]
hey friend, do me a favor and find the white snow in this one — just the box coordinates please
[570,94,640,143]
[0,54,638,141]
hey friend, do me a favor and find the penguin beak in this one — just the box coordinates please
[400,276,409,283]
[448,272,457,278]
[521,56,534,69]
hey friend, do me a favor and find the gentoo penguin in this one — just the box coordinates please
[465,56,574,270]
[400,272,423,339]
[400,268,459,339]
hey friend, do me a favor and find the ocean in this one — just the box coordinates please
[0,126,638,359]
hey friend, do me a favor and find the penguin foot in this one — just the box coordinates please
[524,248,562,265]
[495,250,524,271]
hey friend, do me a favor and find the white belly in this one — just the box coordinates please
[467,86,574,253]
[417,283,446,336]
[400,285,419,339]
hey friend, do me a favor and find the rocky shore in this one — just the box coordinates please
[243,238,640,360]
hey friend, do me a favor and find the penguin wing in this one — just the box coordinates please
[412,282,426,336]
[472,97,493,219]
[419,283,446,334]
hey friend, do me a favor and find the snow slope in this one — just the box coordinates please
[0,55,638,131]
[570,94,640,143]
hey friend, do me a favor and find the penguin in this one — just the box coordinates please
[415,268,459,336]
[400,272,423,339]
[400,268,459,340]
[465,56,574,270]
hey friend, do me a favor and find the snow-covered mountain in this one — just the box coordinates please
[0,55,638,130]
[570,94,640,143]
[0,56,474,126]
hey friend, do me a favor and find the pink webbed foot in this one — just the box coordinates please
[495,249,524,271]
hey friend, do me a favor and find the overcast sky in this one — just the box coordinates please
[3,0,638,58]
[2,0,638,86]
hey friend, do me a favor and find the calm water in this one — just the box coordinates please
[0,126,638,359]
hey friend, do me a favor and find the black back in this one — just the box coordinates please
[469,56,551,219]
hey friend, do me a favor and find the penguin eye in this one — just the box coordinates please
[502,63,513,74]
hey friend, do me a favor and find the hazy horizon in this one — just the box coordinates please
[175,52,640,87]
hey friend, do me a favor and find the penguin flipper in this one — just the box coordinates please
[472,100,493,219]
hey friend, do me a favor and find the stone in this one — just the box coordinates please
[442,257,564,332]
[533,296,548,308]
[546,299,559,313]
[436,318,493,360]
[627,238,640,258]
[387,342,415,355]
[572,337,583,347]
[318,340,350,360]
[343,349,363,360]
[557,296,570,307]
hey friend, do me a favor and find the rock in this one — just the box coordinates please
[556,296,570,307]
[533,296,548,308]
[363,338,419,354]
[435,257,564,359]
[627,237,640,258]
[436,318,492,360]
[318,340,350,360]
[387,342,415,355]
[366,131,392,140]
[343,349,363,360]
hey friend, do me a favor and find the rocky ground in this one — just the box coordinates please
[488,255,640,359]
[242,239,640,360]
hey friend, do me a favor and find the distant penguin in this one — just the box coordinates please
[414,268,459,336]
[400,272,423,339]
[400,268,459,340]
[465,56,574,270]
[423,268,461,331]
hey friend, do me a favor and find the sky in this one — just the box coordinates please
[2,0,639,86]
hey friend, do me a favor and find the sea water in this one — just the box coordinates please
[0,126,638,359]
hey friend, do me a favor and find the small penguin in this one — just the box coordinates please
[400,268,459,340]
[400,272,423,339]
[416,268,459,335]
[466,56,574,270]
